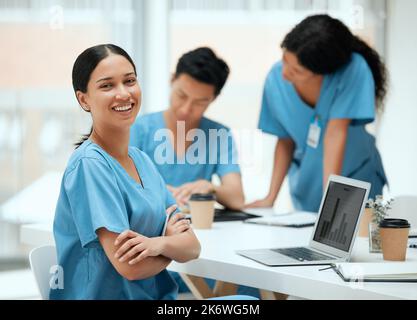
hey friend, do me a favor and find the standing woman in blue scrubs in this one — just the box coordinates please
[50,44,201,299]
[247,15,388,212]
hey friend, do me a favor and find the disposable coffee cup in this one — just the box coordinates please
[379,219,410,261]
[188,193,216,229]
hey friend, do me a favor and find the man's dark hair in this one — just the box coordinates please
[174,47,230,97]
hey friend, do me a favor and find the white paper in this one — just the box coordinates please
[336,262,417,280]
[245,212,317,227]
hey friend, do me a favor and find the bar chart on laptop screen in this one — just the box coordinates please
[313,183,366,251]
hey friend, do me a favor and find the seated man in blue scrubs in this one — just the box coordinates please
[130,47,258,297]
[131,47,244,211]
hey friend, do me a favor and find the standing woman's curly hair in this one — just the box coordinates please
[281,14,388,111]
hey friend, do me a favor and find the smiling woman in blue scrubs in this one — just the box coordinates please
[50,44,201,299]
[247,15,388,213]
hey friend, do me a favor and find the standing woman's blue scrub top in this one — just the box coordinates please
[259,53,388,212]
[130,111,240,186]
[50,140,178,300]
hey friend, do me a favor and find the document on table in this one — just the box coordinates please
[243,212,317,228]
[330,262,417,282]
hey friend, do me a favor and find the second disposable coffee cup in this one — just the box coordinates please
[188,193,216,229]
[379,219,410,261]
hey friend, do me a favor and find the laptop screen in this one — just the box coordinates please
[313,181,367,252]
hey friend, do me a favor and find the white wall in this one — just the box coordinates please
[133,0,170,114]
[378,0,417,197]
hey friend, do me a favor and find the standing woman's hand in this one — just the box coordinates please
[245,196,275,209]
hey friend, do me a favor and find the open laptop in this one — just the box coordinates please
[236,175,370,266]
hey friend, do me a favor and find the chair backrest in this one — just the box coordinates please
[29,245,57,300]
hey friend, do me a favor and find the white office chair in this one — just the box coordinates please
[29,245,57,300]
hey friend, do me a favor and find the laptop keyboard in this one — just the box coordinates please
[272,247,335,262]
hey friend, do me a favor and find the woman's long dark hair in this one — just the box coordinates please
[72,44,137,148]
[281,14,387,111]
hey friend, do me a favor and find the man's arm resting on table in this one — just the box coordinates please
[214,172,245,211]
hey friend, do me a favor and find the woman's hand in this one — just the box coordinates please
[114,231,166,265]
[165,211,191,236]
[245,196,275,209]
[164,204,190,236]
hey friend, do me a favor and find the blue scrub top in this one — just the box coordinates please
[259,53,388,212]
[50,140,178,300]
[130,111,240,187]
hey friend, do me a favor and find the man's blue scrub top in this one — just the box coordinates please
[130,111,240,187]
[50,140,178,300]
[259,53,387,212]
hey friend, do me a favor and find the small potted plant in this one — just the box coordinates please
[367,196,394,253]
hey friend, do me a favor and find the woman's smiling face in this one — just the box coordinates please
[77,53,141,132]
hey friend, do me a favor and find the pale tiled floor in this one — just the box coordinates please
[177,292,197,300]
[0,269,40,300]
[0,270,305,300]
[0,268,197,300]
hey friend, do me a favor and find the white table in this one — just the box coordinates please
[21,216,417,300]
[0,172,61,256]
[0,172,61,224]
